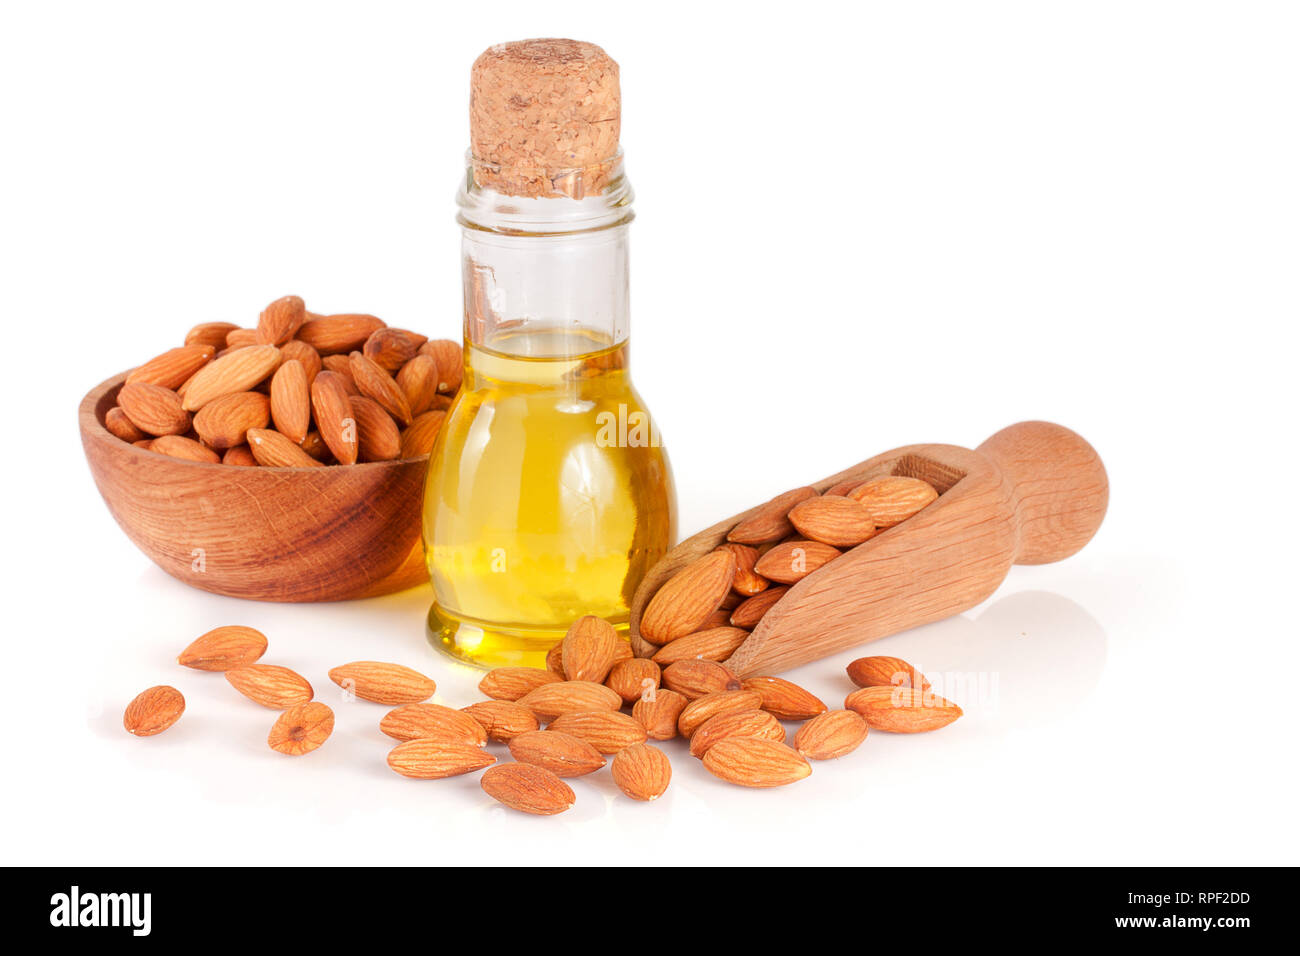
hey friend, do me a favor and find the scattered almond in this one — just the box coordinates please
[787,495,877,547]
[123,685,185,736]
[742,676,828,721]
[192,390,271,450]
[225,664,314,709]
[181,344,281,411]
[310,370,358,465]
[395,353,440,415]
[793,709,869,759]
[328,661,436,705]
[256,295,307,346]
[611,743,672,801]
[561,615,620,682]
[753,540,842,584]
[518,680,623,720]
[481,762,574,815]
[632,688,689,740]
[387,740,495,779]
[507,730,606,776]
[296,313,385,355]
[478,666,561,702]
[688,708,785,758]
[185,322,238,349]
[845,686,963,733]
[729,585,789,629]
[126,345,215,390]
[398,410,446,458]
[177,625,268,671]
[150,434,221,463]
[363,327,424,371]
[380,703,488,745]
[268,701,334,755]
[104,406,147,443]
[606,658,661,704]
[350,395,402,461]
[246,428,324,467]
[702,738,812,788]
[548,711,648,754]
[349,351,412,425]
[269,359,311,444]
[846,655,932,691]
[117,382,191,437]
[662,659,742,699]
[461,700,540,742]
[420,339,463,393]
[651,626,749,665]
[716,543,767,596]
[676,689,765,738]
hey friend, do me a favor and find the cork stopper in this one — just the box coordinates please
[470,38,621,199]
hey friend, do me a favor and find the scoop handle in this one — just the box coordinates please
[976,421,1109,565]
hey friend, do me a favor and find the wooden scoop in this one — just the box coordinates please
[628,421,1109,676]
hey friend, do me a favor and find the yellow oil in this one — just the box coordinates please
[422,327,676,668]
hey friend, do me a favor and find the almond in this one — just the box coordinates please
[399,410,446,458]
[117,383,191,436]
[126,344,215,390]
[363,327,425,371]
[278,339,322,384]
[481,762,574,815]
[225,664,313,709]
[256,295,307,346]
[328,661,436,705]
[794,709,869,759]
[349,351,412,425]
[844,686,963,733]
[823,478,863,497]
[380,703,488,745]
[350,395,402,461]
[507,730,606,776]
[268,701,334,755]
[753,540,841,584]
[150,434,221,463]
[662,660,742,700]
[517,680,623,720]
[104,406,147,443]
[846,655,932,691]
[702,738,812,788]
[726,486,819,545]
[652,626,750,665]
[320,354,360,393]
[716,543,768,596]
[461,701,540,742]
[395,354,440,415]
[223,444,257,466]
[548,711,648,754]
[676,689,765,738]
[742,675,828,721]
[310,370,359,465]
[177,625,268,671]
[632,688,688,740]
[246,428,324,467]
[296,313,385,355]
[300,430,330,461]
[225,328,260,349]
[185,322,239,349]
[787,495,878,547]
[420,338,463,393]
[269,359,311,444]
[478,666,561,702]
[181,344,282,411]
[847,476,939,528]
[192,390,271,450]
[729,586,789,629]
[639,550,737,645]
[545,641,566,677]
[561,615,620,682]
[688,708,785,758]
[606,658,661,704]
[611,743,672,802]
[387,740,495,779]
[123,685,185,736]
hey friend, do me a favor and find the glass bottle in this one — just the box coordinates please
[422,148,677,668]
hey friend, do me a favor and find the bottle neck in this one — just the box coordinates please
[458,153,634,359]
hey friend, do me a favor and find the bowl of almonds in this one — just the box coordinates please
[79,295,460,602]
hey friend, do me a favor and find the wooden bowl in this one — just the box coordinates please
[79,373,430,602]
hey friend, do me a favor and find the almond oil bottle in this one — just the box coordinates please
[423,40,677,668]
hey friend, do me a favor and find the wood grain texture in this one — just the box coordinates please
[629,422,1108,676]
[80,373,430,602]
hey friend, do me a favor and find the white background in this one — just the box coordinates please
[2,0,1297,866]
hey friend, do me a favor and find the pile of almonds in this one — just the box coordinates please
[122,617,962,815]
[103,295,461,466]
[637,475,941,656]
